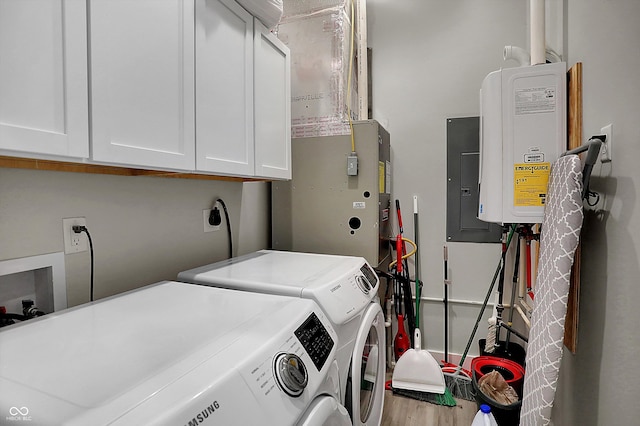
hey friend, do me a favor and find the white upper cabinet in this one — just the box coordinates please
[195,0,254,176]
[89,0,196,170]
[253,19,291,180]
[0,0,89,158]
[1,0,291,179]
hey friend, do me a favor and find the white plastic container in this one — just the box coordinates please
[471,404,499,426]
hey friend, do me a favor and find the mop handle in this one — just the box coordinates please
[459,224,516,366]
[396,199,404,235]
[395,200,408,264]
[506,236,522,347]
[396,235,403,273]
[413,195,420,328]
[444,245,449,363]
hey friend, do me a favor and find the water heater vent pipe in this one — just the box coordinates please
[530,0,546,65]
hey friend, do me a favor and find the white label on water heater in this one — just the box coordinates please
[353,202,366,209]
[524,153,545,162]
[515,86,556,115]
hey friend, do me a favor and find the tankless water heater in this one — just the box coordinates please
[478,62,566,224]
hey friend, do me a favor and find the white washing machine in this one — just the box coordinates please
[0,281,350,426]
[178,250,386,426]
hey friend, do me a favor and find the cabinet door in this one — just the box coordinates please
[195,0,254,175]
[0,0,89,158]
[90,0,195,170]
[254,20,291,179]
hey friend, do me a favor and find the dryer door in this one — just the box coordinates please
[346,303,385,426]
[296,395,352,426]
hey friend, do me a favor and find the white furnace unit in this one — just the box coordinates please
[478,62,567,224]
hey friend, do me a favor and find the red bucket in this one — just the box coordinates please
[471,356,525,394]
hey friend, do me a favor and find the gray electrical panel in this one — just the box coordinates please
[447,117,501,243]
[272,120,392,268]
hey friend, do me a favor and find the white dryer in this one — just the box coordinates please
[178,250,386,426]
[0,281,350,426]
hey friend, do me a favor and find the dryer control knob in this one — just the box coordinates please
[356,276,371,294]
[274,353,308,397]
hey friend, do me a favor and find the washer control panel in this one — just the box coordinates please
[294,313,334,371]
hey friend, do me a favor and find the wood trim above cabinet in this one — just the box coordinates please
[0,156,264,182]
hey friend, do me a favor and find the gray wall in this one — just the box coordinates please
[368,0,640,424]
[0,167,270,307]
[367,0,528,360]
[554,1,640,425]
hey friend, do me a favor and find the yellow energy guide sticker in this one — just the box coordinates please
[514,162,551,207]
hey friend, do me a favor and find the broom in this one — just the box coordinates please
[391,196,456,407]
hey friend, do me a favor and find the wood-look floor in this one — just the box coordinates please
[381,389,478,426]
[380,370,478,425]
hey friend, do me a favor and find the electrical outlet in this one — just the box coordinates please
[203,209,220,233]
[600,123,613,163]
[62,217,88,254]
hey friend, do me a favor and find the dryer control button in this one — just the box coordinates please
[274,353,308,397]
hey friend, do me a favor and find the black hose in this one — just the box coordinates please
[374,269,395,281]
[0,313,28,321]
[498,320,529,343]
[374,269,394,306]
[400,273,415,346]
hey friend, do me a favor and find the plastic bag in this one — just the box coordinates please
[478,370,519,405]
